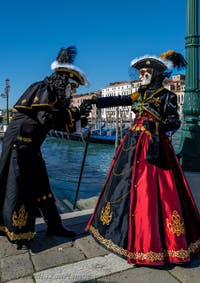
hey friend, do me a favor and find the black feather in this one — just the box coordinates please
[160,50,187,70]
[167,52,187,70]
[56,46,77,64]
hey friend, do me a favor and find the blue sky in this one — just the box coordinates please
[0,0,195,108]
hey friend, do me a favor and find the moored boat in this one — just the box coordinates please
[48,126,129,145]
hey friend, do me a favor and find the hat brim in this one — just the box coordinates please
[130,56,173,72]
[51,61,89,86]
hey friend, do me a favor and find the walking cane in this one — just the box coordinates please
[73,127,91,210]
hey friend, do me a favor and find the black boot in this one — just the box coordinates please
[0,230,6,236]
[16,240,31,250]
[38,198,76,238]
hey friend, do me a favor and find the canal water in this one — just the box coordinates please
[41,137,115,209]
[0,131,180,211]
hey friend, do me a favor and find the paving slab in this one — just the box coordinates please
[0,236,28,258]
[33,253,133,283]
[93,267,179,283]
[5,277,35,283]
[75,235,109,258]
[31,244,86,272]
[169,254,200,283]
[30,231,73,253]
[0,253,34,282]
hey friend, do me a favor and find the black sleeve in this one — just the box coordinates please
[159,93,181,132]
[36,107,81,134]
[95,95,132,108]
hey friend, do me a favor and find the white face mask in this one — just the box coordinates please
[139,68,153,85]
[65,79,79,98]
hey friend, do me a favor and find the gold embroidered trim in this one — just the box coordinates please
[167,249,188,259]
[148,97,161,107]
[14,98,58,111]
[21,99,27,104]
[0,225,35,241]
[12,205,28,229]
[122,143,135,152]
[33,96,39,102]
[70,107,78,112]
[131,87,163,116]
[129,250,165,261]
[90,226,128,257]
[166,210,185,236]
[89,226,200,262]
[65,124,70,135]
[31,101,57,109]
[56,68,85,84]
[67,109,74,128]
[100,202,113,225]
[144,87,164,101]
[130,124,151,136]
[17,136,32,143]
[112,165,133,176]
[14,105,32,110]
[141,105,161,121]
[37,193,53,202]
[155,122,159,135]
[32,97,58,109]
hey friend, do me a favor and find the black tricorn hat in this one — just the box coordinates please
[131,57,168,72]
[130,50,186,71]
[51,46,89,86]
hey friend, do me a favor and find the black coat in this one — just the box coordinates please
[0,79,80,244]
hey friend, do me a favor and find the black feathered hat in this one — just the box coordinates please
[51,46,89,86]
[130,50,186,72]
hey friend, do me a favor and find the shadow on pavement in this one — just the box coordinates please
[31,213,91,253]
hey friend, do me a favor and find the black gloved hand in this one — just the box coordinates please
[79,100,93,117]
[142,120,156,133]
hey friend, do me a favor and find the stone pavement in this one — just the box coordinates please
[0,209,200,283]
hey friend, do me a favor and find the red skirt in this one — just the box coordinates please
[86,128,200,265]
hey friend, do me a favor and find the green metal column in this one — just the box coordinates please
[178,0,200,171]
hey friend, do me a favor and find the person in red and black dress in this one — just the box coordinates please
[86,51,200,265]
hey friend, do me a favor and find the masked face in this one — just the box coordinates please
[65,79,79,99]
[139,68,153,85]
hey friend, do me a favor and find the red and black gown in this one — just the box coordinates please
[85,87,200,265]
[0,77,80,246]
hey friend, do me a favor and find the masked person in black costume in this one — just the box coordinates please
[85,50,200,266]
[0,46,91,249]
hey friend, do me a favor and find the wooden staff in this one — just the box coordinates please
[73,127,91,210]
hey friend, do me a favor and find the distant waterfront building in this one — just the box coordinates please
[101,81,140,123]
[71,90,101,108]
